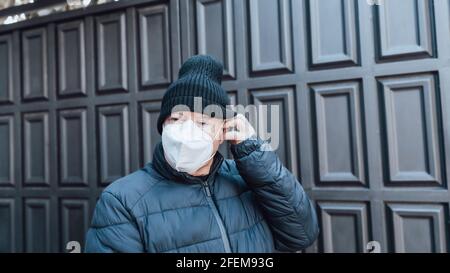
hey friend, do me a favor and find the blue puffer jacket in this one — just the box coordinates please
[85,137,319,253]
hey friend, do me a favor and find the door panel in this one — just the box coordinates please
[0,0,448,252]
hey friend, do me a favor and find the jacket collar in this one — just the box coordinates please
[150,141,224,185]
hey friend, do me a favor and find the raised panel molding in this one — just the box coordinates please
[250,86,298,176]
[248,0,293,74]
[24,198,51,252]
[22,27,48,100]
[307,0,359,68]
[375,0,435,61]
[138,5,171,88]
[97,104,130,185]
[0,34,14,103]
[318,202,370,253]
[96,12,128,93]
[58,108,88,186]
[23,112,49,186]
[196,0,235,79]
[379,74,442,186]
[387,203,447,253]
[0,115,14,186]
[60,199,89,252]
[57,20,86,97]
[140,101,162,165]
[0,199,15,252]
[311,81,365,186]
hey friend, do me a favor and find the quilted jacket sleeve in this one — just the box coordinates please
[231,137,319,252]
[85,191,144,253]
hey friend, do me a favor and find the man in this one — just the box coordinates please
[85,55,319,253]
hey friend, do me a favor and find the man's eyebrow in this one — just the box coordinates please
[197,114,212,120]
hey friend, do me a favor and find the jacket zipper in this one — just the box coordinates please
[202,180,232,253]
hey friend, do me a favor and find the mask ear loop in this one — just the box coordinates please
[192,120,226,173]
[213,120,226,141]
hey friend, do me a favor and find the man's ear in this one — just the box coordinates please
[215,127,224,145]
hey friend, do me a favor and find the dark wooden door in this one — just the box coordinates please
[0,0,449,253]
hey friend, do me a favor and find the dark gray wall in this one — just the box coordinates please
[0,0,449,253]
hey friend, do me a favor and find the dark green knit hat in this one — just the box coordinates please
[157,54,234,134]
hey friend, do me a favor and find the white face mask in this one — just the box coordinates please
[162,119,218,174]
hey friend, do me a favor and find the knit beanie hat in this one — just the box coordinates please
[157,54,234,134]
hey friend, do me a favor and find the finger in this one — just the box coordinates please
[223,118,240,132]
[223,117,238,127]
[235,113,247,120]
[224,114,248,129]
[223,130,245,141]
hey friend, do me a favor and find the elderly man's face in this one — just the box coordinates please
[163,111,225,152]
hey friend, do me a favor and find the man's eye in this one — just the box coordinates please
[170,117,179,122]
[195,121,207,126]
